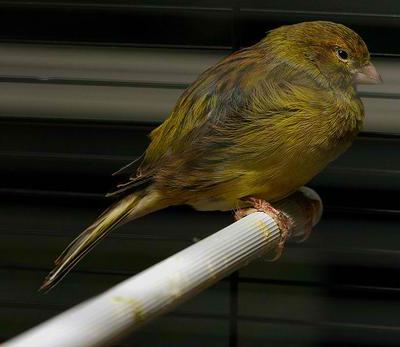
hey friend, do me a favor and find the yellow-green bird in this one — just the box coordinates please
[41,21,382,290]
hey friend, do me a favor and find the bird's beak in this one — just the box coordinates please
[354,62,382,85]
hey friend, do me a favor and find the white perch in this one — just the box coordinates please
[3,187,322,347]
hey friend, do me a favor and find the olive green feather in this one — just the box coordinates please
[42,21,380,290]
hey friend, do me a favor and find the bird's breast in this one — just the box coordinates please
[252,102,363,201]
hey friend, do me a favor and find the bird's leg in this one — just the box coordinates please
[234,198,294,261]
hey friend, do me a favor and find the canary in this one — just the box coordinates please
[41,21,382,290]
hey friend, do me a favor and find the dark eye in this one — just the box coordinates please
[337,49,349,61]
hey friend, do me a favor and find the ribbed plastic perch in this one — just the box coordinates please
[3,187,322,347]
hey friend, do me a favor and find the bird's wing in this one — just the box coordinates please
[144,46,276,165]
[107,46,266,196]
[108,45,319,198]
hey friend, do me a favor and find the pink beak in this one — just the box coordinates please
[354,62,382,85]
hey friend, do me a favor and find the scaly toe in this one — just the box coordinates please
[234,207,258,221]
[235,198,294,261]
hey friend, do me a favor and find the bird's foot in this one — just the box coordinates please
[234,198,294,261]
[294,196,316,243]
[234,206,258,221]
[295,219,313,243]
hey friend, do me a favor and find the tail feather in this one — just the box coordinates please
[41,189,164,292]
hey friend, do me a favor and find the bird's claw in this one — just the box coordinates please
[295,222,313,243]
[265,207,292,261]
[234,198,294,261]
[234,207,257,221]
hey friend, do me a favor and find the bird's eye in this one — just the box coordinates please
[336,49,349,61]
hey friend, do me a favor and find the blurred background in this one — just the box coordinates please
[0,1,399,346]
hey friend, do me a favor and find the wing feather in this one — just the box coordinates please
[108,44,318,198]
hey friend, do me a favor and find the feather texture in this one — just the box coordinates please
[43,21,379,289]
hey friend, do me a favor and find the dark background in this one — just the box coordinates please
[0,1,399,346]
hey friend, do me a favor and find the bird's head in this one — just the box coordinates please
[264,21,382,89]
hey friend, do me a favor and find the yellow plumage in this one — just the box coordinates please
[42,21,381,290]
